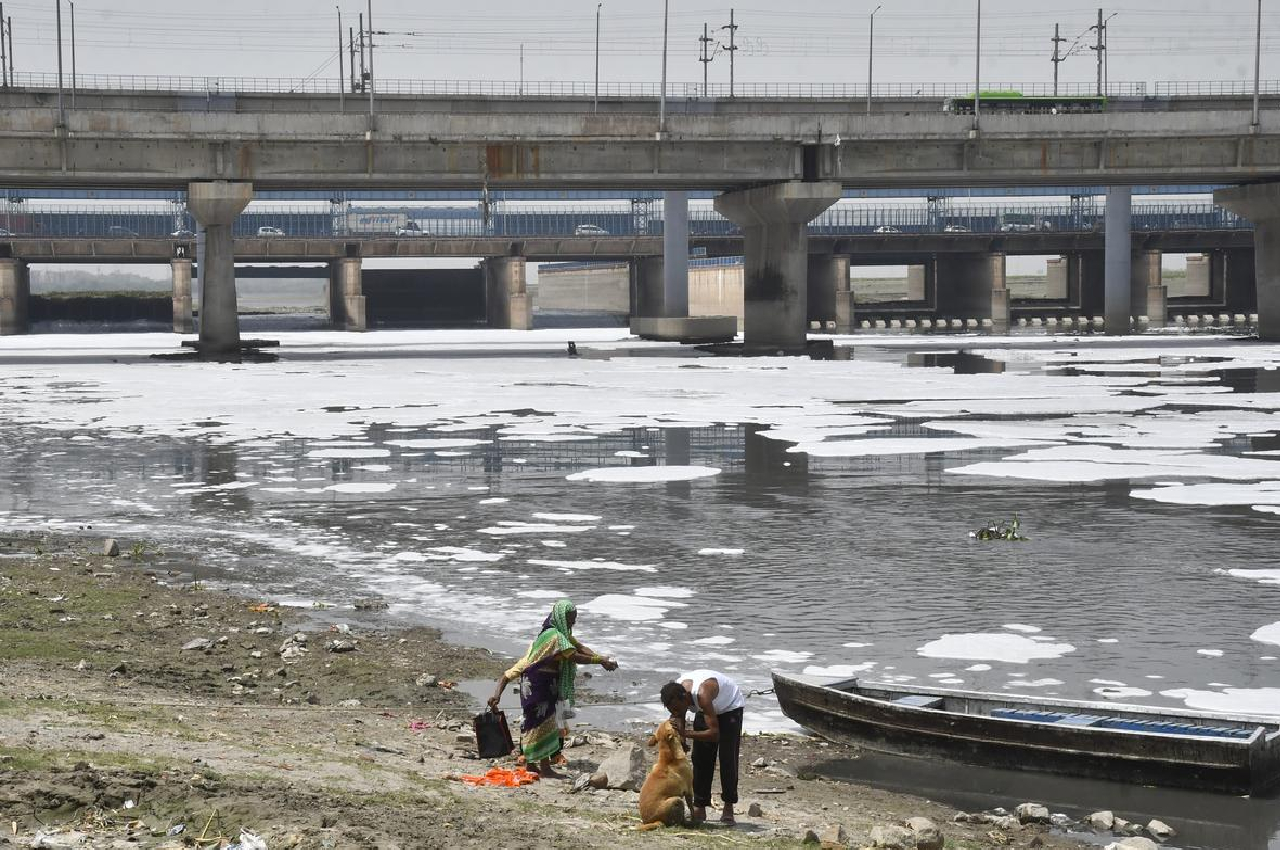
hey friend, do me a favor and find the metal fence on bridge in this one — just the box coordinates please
[0,201,1248,241]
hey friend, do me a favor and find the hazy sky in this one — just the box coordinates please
[1,1,1273,90]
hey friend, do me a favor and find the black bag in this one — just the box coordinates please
[474,709,515,759]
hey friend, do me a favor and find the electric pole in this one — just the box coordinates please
[337,7,344,109]
[1253,0,1262,129]
[55,0,64,125]
[5,15,12,85]
[1090,8,1105,97]
[348,26,356,92]
[69,0,75,108]
[699,23,714,97]
[357,13,366,93]
[1051,23,1066,96]
[721,9,737,98]
[366,0,374,121]
[1,4,7,89]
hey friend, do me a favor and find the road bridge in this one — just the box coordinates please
[0,84,1278,349]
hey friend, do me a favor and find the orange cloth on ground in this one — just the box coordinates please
[458,767,541,787]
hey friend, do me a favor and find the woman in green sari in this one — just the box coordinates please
[488,599,618,777]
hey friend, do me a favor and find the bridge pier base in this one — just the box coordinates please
[329,257,366,331]
[630,256,667,318]
[1132,249,1166,329]
[807,254,854,333]
[188,181,253,354]
[935,253,1008,333]
[1217,182,1280,340]
[0,258,29,336]
[484,256,531,330]
[1104,187,1133,335]
[715,181,842,349]
[171,258,194,333]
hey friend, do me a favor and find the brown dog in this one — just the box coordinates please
[637,718,694,831]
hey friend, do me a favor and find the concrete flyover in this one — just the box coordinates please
[0,99,1278,190]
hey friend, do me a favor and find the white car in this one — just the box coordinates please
[395,225,429,236]
[573,224,609,236]
[943,224,970,233]
[170,228,195,239]
[873,225,901,234]
[0,227,13,237]
[257,226,285,237]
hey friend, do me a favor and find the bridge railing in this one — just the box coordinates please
[0,201,1249,240]
[1153,80,1280,97]
[0,72,1153,100]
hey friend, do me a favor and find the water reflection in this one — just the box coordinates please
[812,752,1280,850]
[906,352,1007,374]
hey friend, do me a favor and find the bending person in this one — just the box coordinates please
[488,598,618,777]
[660,670,746,824]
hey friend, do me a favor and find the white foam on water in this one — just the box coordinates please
[579,594,673,621]
[608,525,635,531]
[842,642,874,649]
[1251,622,1280,646]
[479,522,596,535]
[965,664,992,671]
[533,512,604,522]
[802,662,876,677]
[937,678,965,685]
[658,621,689,630]
[526,559,658,573]
[699,548,745,555]
[1132,481,1280,507]
[353,464,392,472]
[325,483,397,494]
[953,445,1280,484]
[386,438,486,449]
[614,451,649,458]
[634,587,695,599]
[1094,686,1153,700]
[1005,678,1065,688]
[425,547,504,562]
[918,632,1076,664]
[1096,638,1120,644]
[1161,687,1280,717]
[1197,649,1225,657]
[752,649,813,663]
[515,590,565,599]
[691,636,735,646]
[539,540,566,548]
[1002,624,1042,633]
[306,448,391,459]
[566,465,721,483]
[478,497,509,505]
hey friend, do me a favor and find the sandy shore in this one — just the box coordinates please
[0,531,1091,849]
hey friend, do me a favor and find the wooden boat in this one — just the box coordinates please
[772,672,1280,795]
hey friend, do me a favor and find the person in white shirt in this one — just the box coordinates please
[659,670,746,825]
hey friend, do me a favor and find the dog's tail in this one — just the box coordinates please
[635,822,665,832]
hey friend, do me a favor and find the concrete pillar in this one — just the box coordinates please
[332,257,366,331]
[1216,183,1280,340]
[484,256,531,330]
[1104,187,1133,335]
[1223,248,1257,313]
[935,253,1009,333]
[0,258,29,336]
[1075,252,1106,316]
[171,258,194,333]
[714,181,841,349]
[1184,253,1211,298]
[1132,248,1165,329]
[1045,256,1069,299]
[807,253,853,331]
[631,256,666,318]
[188,181,252,353]
[663,190,689,317]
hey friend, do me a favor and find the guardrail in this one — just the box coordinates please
[1153,80,1280,97]
[0,72,1154,99]
[0,201,1248,240]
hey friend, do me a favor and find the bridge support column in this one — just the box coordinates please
[935,254,1008,333]
[663,190,690,317]
[1132,249,1165,329]
[0,258,29,336]
[484,256,531,330]
[188,181,252,354]
[1104,187,1132,335]
[807,254,854,332]
[1217,182,1280,339]
[714,181,841,349]
[1222,248,1257,314]
[328,257,366,331]
[171,258,194,333]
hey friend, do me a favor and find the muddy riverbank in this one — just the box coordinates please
[0,531,1093,849]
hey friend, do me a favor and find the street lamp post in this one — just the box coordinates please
[594,2,602,112]
[866,4,881,115]
[659,0,669,134]
[1253,0,1263,129]
[973,0,981,131]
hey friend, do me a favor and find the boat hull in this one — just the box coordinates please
[773,673,1279,795]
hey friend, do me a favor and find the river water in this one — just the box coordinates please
[2,329,1280,848]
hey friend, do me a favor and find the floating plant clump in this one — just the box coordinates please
[970,514,1028,541]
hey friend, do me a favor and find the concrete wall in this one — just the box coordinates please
[689,265,744,328]
[363,268,485,328]
[535,263,629,313]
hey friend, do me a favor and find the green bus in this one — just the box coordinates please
[946,91,1107,115]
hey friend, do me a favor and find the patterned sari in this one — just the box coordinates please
[503,599,579,763]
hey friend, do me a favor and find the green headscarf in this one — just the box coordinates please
[520,598,578,705]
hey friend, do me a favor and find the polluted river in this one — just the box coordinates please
[3,328,1280,849]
